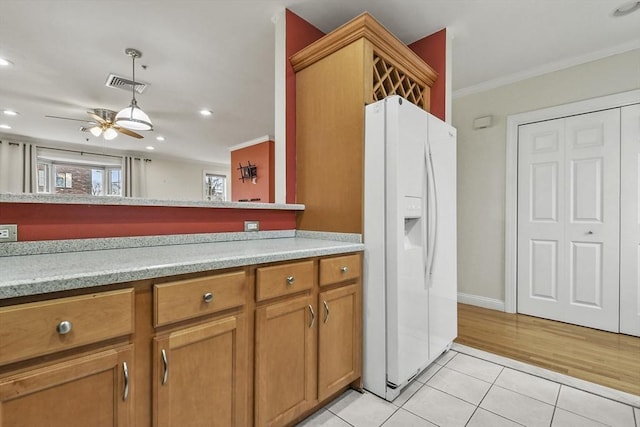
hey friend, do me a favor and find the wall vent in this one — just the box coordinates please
[105,73,148,94]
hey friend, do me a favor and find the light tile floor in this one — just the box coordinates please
[297,344,640,427]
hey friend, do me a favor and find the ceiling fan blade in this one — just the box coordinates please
[45,115,97,124]
[114,125,143,139]
[87,112,108,125]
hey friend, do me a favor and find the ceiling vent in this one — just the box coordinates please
[105,73,148,94]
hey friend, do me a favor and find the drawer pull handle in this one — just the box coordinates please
[341,266,349,273]
[56,320,73,335]
[122,361,129,401]
[203,292,214,303]
[161,349,169,385]
[308,304,315,328]
[323,300,330,324]
[286,276,295,286]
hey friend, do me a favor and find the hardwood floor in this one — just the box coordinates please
[455,303,640,396]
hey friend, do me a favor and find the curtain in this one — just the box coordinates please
[0,141,36,193]
[123,156,148,197]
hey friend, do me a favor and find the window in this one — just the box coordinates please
[36,148,123,196]
[204,173,226,201]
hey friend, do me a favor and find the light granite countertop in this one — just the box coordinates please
[0,193,304,210]
[0,232,363,300]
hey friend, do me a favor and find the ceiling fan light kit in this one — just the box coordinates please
[103,127,118,140]
[115,48,153,131]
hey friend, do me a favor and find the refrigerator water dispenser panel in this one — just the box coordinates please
[404,196,423,250]
[403,196,422,219]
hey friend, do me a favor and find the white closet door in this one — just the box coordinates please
[621,104,640,336]
[518,109,620,332]
[518,117,566,322]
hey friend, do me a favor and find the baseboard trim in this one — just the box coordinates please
[457,292,505,312]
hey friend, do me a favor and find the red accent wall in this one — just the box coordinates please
[285,10,325,204]
[409,28,447,121]
[0,203,296,241]
[231,140,275,203]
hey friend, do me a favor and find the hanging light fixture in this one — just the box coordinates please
[115,48,153,131]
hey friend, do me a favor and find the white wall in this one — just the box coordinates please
[145,157,230,201]
[453,48,640,303]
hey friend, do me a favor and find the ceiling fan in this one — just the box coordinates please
[45,108,143,140]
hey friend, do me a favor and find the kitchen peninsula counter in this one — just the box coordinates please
[0,230,363,299]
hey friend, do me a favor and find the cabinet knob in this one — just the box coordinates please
[203,292,214,303]
[340,266,349,273]
[56,320,73,335]
[286,276,295,286]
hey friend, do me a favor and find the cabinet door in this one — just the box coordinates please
[0,346,133,427]
[318,284,361,401]
[154,314,247,427]
[255,294,316,427]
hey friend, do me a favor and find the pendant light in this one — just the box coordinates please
[115,48,153,131]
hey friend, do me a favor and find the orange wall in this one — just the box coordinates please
[409,28,447,121]
[230,140,275,203]
[285,10,326,204]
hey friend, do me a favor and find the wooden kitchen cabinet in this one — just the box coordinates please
[0,288,135,427]
[291,12,437,233]
[254,259,317,427]
[318,283,361,401]
[153,314,248,427]
[152,269,249,427]
[0,251,361,427]
[0,345,133,427]
[255,294,317,426]
[254,254,362,426]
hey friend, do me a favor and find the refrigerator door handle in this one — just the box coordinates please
[422,140,430,288]
[426,142,438,282]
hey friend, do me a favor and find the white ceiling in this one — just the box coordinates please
[0,0,638,165]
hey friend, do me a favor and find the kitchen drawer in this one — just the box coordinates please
[154,270,246,327]
[256,260,314,302]
[0,288,134,366]
[319,253,361,287]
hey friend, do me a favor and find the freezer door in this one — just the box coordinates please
[385,97,431,387]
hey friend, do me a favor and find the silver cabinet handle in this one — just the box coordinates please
[161,349,169,385]
[323,300,330,324]
[203,292,214,303]
[340,266,349,273]
[122,361,129,401]
[308,304,315,328]
[56,320,72,335]
[286,276,295,286]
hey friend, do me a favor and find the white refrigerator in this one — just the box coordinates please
[363,95,457,401]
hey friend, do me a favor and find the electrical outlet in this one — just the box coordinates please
[0,224,17,242]
[244,221,260,232]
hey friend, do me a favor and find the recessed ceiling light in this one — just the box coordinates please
[3,110,18,116]
[145,146,155,150]
[156,136,165,141]
[613,1,640,16]
[0,124,12,129]
[199,109,213,116]
[0,58,13,67]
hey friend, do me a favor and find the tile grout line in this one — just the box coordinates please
[463,363,508,426]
